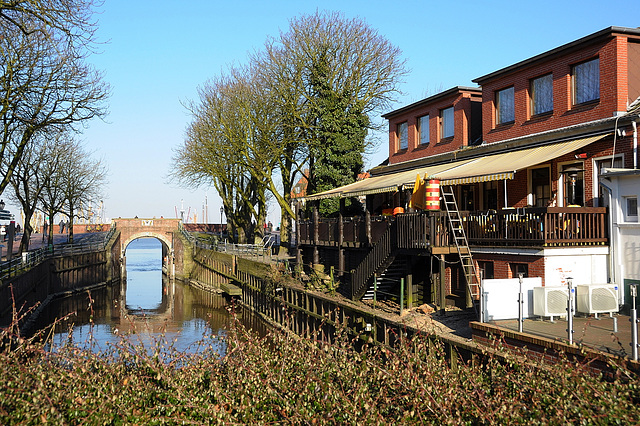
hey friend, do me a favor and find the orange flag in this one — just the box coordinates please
[409,173,426,210]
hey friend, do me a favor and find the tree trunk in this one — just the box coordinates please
[68,203,75,243]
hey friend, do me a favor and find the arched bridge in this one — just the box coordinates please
[114,217,181,251]
[111,218,193,280]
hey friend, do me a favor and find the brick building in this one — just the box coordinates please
[296,27,640,311]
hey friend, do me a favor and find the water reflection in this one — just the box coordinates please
[29,238,267,355]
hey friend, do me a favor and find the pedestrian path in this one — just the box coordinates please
[1,231,107,260]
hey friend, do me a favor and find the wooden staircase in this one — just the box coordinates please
[441,185,480,318]
[350,222,396,300]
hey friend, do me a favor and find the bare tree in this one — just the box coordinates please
[175,71,273,244]
[37,134,69,247]
[59,139,107,243]
[0,0,101,49]
[0,1,108,196]
[253,10,407,238]
[6,131,56,252]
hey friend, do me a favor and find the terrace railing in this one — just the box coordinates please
[465,207,608,247]
[298,207,608,249]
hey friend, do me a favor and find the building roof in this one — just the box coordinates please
[381,86,481,119]
[473,26,640,85]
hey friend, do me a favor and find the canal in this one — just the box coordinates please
[29,237,267,354]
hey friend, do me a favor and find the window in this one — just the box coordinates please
[478,261,494,280]
[460,185,475,211]
[418,115,429,145]
[510,263,528,278]
[530,74,553,115]
[496,86,515,125]
[483,181,498,211]
[531,167,551,207]
[572,58,599,105]
[561,163,584,206]
[595,156,623,207]
[440,107,454,139]
[625,197,638,222]
[397,122,408,150]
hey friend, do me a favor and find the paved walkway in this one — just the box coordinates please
[0,231,106,260]
[492,313,636,358]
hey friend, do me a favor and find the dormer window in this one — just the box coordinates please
[496,86,514,125]
[440,107,454,139]
[572,58,599,105]
[530,74,553,116]
[397,121,408,150]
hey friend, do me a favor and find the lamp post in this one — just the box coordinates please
[220,206,224,235]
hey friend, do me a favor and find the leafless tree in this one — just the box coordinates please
[59,139,107,243]
[0,0,108,197]
[6,132,55,252]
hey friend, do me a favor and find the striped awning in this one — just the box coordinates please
[436,133,607,185]
[302,133,608,201]
[303,161,475,201]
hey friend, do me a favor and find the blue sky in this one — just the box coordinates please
[41,0,640,224]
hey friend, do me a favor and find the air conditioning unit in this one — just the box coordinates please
[576,284,619,314]
[533,286,572,318]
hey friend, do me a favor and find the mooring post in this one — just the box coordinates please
[518,273,524,333]
[400,277,405,316]
[567,277,574,345]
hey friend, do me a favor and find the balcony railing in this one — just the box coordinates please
[297,207,608,249]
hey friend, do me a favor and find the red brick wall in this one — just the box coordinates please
[473,253,546,284]
[481,37,630,144]
[387,91,481,165]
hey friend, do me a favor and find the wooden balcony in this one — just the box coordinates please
[297,207,608,249]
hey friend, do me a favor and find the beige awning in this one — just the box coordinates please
[436,134,607,185]
[303,133,608,201]
[303,160,476,201]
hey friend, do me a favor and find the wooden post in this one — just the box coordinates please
[338,198,345,277]
[295,202,302,269]
[406,271,413,310]
[365,209,372,246]
[439,254,446,315]
[312,202,319,266]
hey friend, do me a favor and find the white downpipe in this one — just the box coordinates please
[632,120,638,169]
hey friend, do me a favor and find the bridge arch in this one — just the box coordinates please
[122,232,172,252]
[112,217,192,281]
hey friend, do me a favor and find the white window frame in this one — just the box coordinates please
[592,154,624,207]
[624,196,638,223]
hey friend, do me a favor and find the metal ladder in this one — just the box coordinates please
[441,185,480,317]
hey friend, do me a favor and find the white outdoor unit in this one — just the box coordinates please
[576,284,619,314]
[533,286,571,318]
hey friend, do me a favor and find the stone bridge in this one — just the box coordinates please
[111,217,193,280]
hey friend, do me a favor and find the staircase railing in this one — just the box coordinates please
[350,222,396,300]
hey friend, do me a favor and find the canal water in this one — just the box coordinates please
[30,238,266,354]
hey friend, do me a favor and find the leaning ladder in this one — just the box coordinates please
[441,185,480,318]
